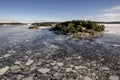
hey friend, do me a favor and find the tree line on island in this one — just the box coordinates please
[32,22,58,26]
[0,23,26,25]
[51,20,105,34]
[96,21,120,24]
[29,22,58,29]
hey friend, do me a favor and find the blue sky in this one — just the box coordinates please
[0,0,120,22]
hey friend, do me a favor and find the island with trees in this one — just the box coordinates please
[96,21,120,24]
[28,22,58,29]
[51,20,105,38]
[0,23,26,26]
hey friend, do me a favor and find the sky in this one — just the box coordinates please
[0,0,120,23]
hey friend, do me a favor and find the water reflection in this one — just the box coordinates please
[104,24,120,35]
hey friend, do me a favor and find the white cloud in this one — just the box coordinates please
[102,13,120,18]
[111,5,120,11]
[96,5,120,21]
[104,5,120,12]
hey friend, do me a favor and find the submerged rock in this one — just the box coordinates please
[0,66,9,75]
[56,62,64,67]
[109,75,119,80]
[91,73,96,77]
[17,74,24,80]
[3,54,11,58]
[37,68,50,74]
[75,66,87,70]
[52,66,59,71]
[51,45,59,49]
[23,77,33,80]
[101,66,110,71]
[15,61,21,65]
[66,68,73,72]
[50,62,56,66]
[10,65,21,73]
[25,60,34,66]
[84,76,92,80]
[7,50,16,54]
[54,73,63,79]
[30,64,37,71]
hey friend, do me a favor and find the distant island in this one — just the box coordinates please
[51,20,105,38]
[96,21,120,24]
[28,22,58,29]
[28,21,120,30]
[0,23,26,26]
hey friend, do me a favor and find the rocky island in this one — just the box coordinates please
[51,20,105,38]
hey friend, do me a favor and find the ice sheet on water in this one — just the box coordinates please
[104,24,120,35]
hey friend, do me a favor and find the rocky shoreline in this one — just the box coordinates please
[28,26,40,29]
[67,31,104,39]
[28,26,50,30]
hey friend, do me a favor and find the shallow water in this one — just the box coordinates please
[0,24,120,53]
[0,24,120,79]
[0,24,119,59]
